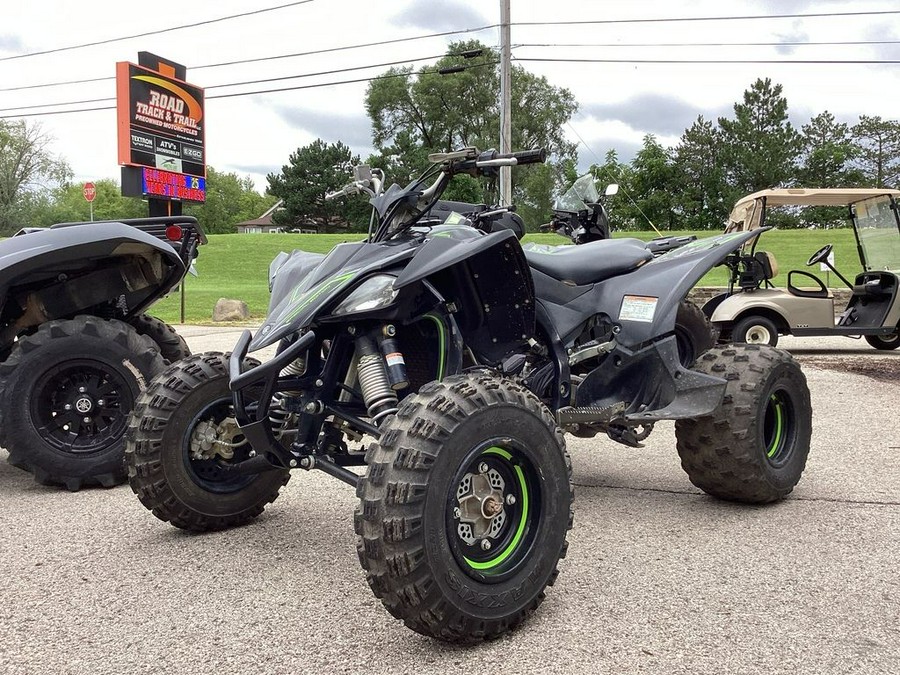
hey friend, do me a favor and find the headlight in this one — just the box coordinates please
[332,274,399,316]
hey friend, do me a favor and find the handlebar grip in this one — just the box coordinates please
[512,148,547,165]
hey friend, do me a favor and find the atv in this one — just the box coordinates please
[0,215,204,490]
[126,149,811,643]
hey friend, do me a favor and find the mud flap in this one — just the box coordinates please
[574,336,726,422]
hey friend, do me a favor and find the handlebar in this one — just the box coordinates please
[508,148,547,165]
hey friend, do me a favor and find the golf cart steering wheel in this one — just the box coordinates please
[806,244,833,267]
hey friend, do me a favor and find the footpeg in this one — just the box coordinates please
[557,401,625,426]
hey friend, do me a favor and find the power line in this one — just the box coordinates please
[518,57,900,65]
[511,9,900,27]
[0,0,316,63]
[0,53,451,113]
[0,61,500,119]
[0,24,497,93]
[518,39,900,49]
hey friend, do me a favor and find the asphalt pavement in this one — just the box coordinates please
[1,331,897,675]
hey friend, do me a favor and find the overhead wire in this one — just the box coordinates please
[0,0,316,63]
[0,24,499,93]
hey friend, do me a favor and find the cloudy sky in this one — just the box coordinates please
[1,0,898,194]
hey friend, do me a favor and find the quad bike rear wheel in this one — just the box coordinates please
[0,316,165,490]
[129,314,191,364]
[125,352,289,531]
[355,373,573,643]
[675,300,718,367]
[674,344,811,503]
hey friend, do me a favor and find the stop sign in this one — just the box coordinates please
[83,182,96,202]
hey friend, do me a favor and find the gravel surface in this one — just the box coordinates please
[1,331,897,674]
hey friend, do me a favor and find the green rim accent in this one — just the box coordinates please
[423,313,447,381]
[767,395,784,458]
[463,447,529,571]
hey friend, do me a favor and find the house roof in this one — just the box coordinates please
[237,199,283,227]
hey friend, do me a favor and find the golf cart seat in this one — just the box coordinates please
[739,251,779,289]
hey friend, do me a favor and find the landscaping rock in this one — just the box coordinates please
[212,298,250,322]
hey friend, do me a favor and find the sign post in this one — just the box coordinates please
[83,181,96,221]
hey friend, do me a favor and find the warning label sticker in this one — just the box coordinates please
[619,295,658,322]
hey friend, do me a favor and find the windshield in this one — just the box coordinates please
[854,195,900,272]
[554,174,599,212]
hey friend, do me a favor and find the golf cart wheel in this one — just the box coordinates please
[674,344,811,503]
[0,316,165,491]
[675,300,718,367]
[129,314,192,364]
[355,373,573,644]
[733,314,779,347]
[125,352,289,532]
[864,329,900,350]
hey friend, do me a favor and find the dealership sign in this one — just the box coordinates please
[117,60,206,202]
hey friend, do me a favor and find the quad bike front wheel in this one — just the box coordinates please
[125,352,289,531]
[355,373,573,643]
[674,344,812,503]
[0,316,166,490]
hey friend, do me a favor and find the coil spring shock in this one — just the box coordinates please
[356,336,398,423]
[267,394,294,439]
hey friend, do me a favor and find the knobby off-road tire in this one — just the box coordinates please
[129,314,192,364]
[674,344,812,503]
[0,316,165,490]
[355,373,574,644]
[675,300,718,367]
[125,352,289,531]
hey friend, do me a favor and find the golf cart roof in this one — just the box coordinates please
[726,188,900,232]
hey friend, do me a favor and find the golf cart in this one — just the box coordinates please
[705,188,900,349]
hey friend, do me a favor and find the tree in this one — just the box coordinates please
[851,115,900,188]
[674,116,730,230]
[0,119,71,234]
[267,139,367,233]
[590,149,633,231]
[185,166,277,234]
[718,78,802,194]
[365,40,578,215]
[623,135,680,231]
[32,179,146,226]
[798,111,862,188]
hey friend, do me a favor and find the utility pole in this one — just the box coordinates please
[499,0,512,206]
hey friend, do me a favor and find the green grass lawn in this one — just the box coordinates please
[151,228,861,324]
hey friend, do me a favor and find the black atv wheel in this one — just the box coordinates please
[864,328,900,350]
[125,352,289,531]
[355,373,573,644]
[675,300,718,367]
[674,344,812,503]
[733,314,779,347]
[129,314,191,364]
[0,316,165,490]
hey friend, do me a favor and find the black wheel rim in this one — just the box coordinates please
[446,440,541,583]
[763,388,797,466]
[30,359,132,454]
[182,396,257,493]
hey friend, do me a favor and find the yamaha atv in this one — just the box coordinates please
[0,216,204,490]
[126,149,811,643]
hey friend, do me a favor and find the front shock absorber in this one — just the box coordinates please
[355,335,398,423]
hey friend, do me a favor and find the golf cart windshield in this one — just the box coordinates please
[554,174,599,212]
[854,195,900,272]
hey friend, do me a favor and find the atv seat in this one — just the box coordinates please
[524,238,653,285]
